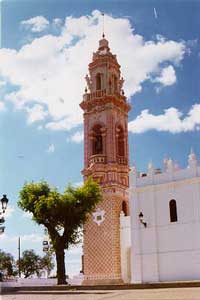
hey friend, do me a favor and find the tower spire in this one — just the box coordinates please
[102,12,105,38]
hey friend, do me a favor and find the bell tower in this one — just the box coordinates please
[80,35,131,285]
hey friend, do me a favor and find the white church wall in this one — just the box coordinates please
[159,247,200,282]
[120,213,131,283]
[130,153,200,283]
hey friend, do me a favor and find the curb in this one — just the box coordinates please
[2,281,200,294]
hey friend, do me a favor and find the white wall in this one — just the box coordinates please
[130,161,200,283]
[120,212,131,283]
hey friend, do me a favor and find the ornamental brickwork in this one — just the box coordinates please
[80,35,130,285]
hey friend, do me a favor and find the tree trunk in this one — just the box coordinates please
[55,247,66,285]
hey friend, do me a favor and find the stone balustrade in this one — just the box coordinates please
[83,89,125,102]
[89,154,106,165]
[117,156,127,165]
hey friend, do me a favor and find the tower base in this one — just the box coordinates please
[82,275,124,285]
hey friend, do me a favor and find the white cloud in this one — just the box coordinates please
[4,206,15,218]
[21,234,43,242]
[154,65,176,87]
[21,16,49,32]
[74,181,83,187]
[37,125,43,130]
[22,211,33,218]
[68,131,84,143]
[0,233,43,259]
[0,11,186,131]
[128,103,200,134]
[0,79,6,87]
[0,101,5,111]
[26,104,48,124]
[46,115,81,131]
[0,233,42,261]
[53,18,63,28]
[0,233,43,243]
[47,143,55,153]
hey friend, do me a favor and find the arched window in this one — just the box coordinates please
[96,73,101,90]
[116,125,125,157]
[92,125,103,155]
[169,199,178,222]
[122,201,128,216]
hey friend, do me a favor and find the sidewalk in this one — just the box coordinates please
[2,280,200,295]
[2,287,200,300]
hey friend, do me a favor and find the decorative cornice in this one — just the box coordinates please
[134,176,200,194]
[80,94,131,113]
[89,54,120,70]
[82,163,130,174]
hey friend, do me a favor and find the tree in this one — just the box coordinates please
[17,250,41,278]
[0,249,16,277]
[40,253,55,277]
[18,178,102,284]
[16,249,54,278]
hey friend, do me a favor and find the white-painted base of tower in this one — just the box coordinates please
[120,212,131,283]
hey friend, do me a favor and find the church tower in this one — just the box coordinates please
[80,35,131,285]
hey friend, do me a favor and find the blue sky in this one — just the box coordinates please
[0,0,199,277]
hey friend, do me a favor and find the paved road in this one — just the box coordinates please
[2,287,200,300]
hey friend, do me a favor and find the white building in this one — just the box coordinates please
[129,150,200,283]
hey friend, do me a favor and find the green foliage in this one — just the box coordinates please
[18,178,102,249]
[17,249,41,278]
[40,253,55,276]
[18,178,102,284]
[0,249,16,276]
[17,250,54,278]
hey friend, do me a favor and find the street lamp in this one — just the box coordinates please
[0,216,5,224]
[43,229,50,252]
[43,240,49,252]
[1,195,9,213]
[0,194,9,234]
[138,212,147,228]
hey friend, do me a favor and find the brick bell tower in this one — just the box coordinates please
[80,35,131,285]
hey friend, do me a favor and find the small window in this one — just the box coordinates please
[122,201,128,216]
[116,125,125,157]
[169,199,178,222]
[92,124,104,155]
[94,133,103,154]
[96,73,101,90]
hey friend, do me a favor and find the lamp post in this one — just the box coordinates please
[0,195,9,234]
[18,237,21,278]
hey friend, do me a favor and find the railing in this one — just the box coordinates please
[83,89,125,102]
[117,156,128,165]
[89,154,106,165]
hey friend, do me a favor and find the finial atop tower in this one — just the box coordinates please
[98,36,110,52]
[98,12,109,52]
[101,12,105,38]
[147,160,154,176]
[166,158,174,172]
[188,148,198,168]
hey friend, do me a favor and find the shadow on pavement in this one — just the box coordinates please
[2,291,111,295]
